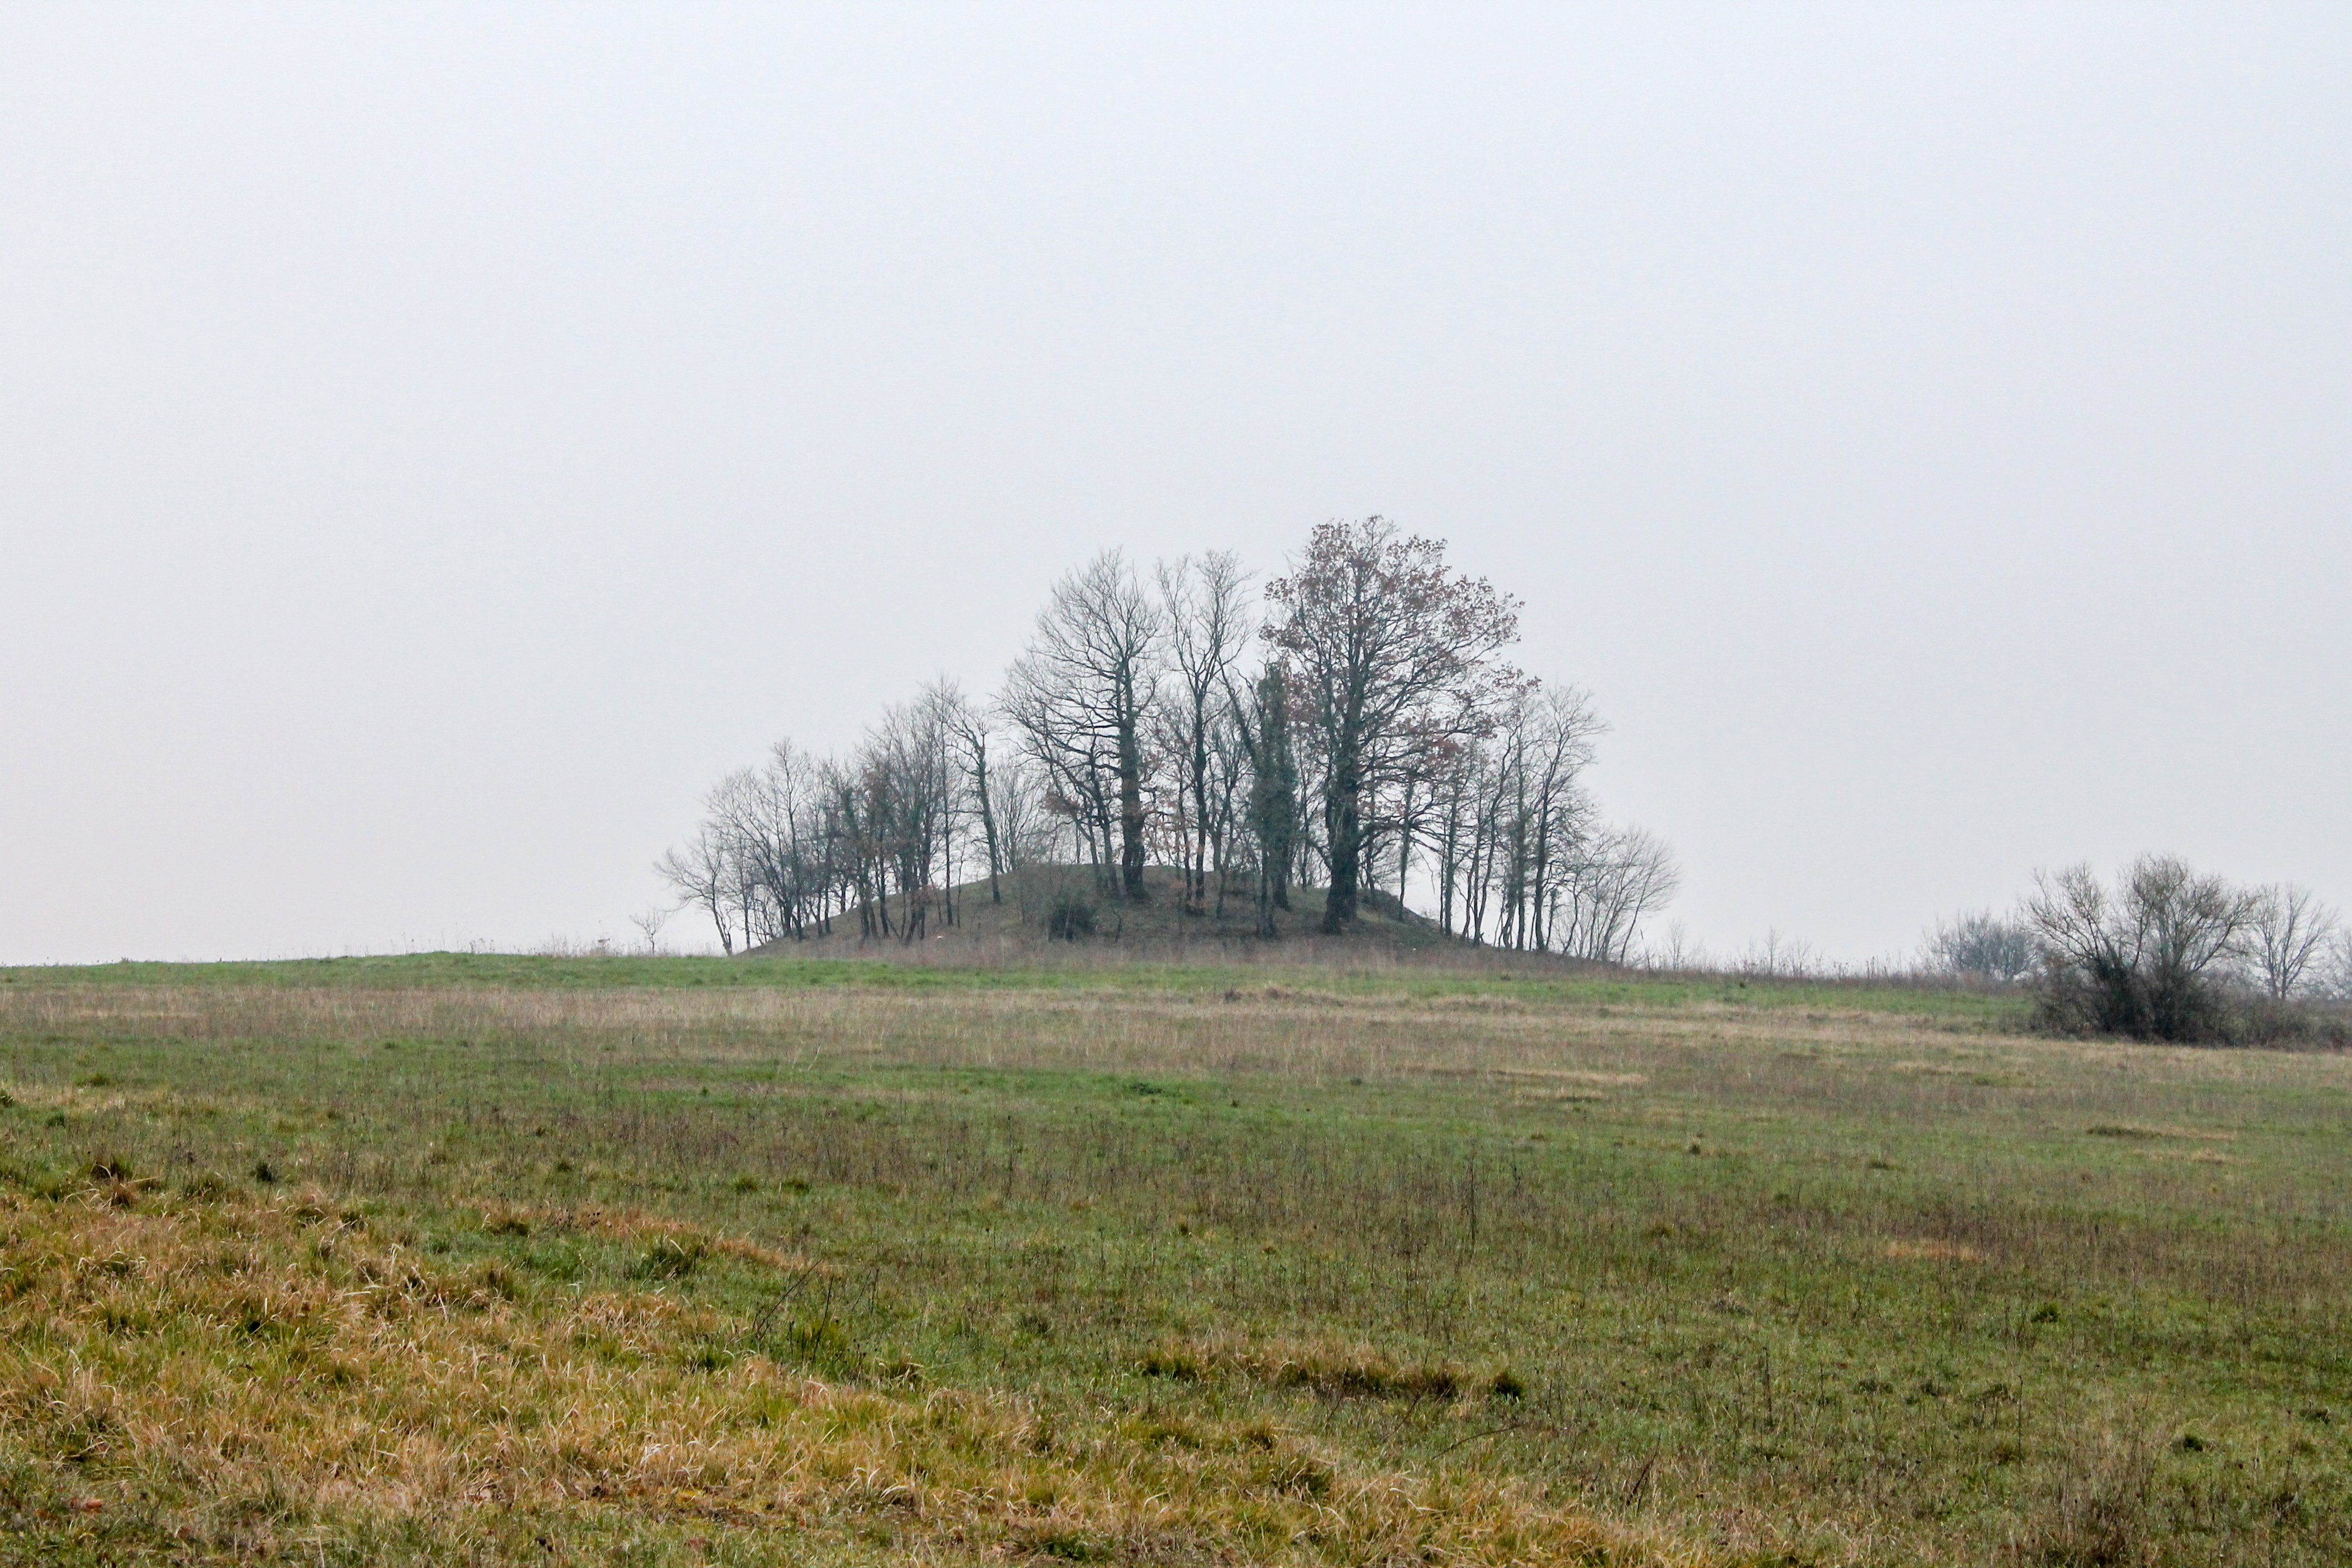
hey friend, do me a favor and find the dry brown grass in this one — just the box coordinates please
[0,1177,1682,1565]
[1140,1335,1519,1404]
[1882,1239,1985,1263]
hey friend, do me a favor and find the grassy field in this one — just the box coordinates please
[0,956,2346,1565]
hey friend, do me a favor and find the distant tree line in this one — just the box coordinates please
[661,519,1676,957]
[1920,857,2349,1043]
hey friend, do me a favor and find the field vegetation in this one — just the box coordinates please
[1,954,2347,1565]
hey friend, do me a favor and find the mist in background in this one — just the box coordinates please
[3,4,2345,965]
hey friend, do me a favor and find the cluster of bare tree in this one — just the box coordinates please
[652,686,1035,954]
[1919,910,2041,984]
[1918,857,2347,1041]
[660,519,1677,957]
[1408,688,1679,959]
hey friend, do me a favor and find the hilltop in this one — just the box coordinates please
[739,863,1469,959]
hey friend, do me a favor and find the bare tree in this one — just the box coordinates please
[2245,884,2339,1001]
[1642,919,1707,972]
[1410,683,1667,959]
[1554,825,1680,963]
[870,696,957,941]
[2026,855,2261,1041]
[1738,929,1819,979]
[2327,929,2352,1001]
[1006,679,1115,880]
[1510,687,1604,950]
[1158,552,1254,916]
[655,825,737,954]
[716,743,841,945]
[1921,909,2039,983]
[823,748,892,940]
[628,906,670,955]
[1265,519,1525,931]
[697,767,758,942]
[930,679,1005,905]
[989,754,1058,872]
[1202,688,1253,919]
[1003,551,1163,902]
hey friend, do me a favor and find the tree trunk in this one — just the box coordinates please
[1322,739,1361,933]
[972,743,1003,905]
[1396,776,1415,913]
[1118,692,1148,903]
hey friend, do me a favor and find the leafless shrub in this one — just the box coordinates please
[1047,893,1097,942]
[2026,857,2261,1043]
[532,933,616,959]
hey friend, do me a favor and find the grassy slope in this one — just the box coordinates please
[0,958,2345,1565]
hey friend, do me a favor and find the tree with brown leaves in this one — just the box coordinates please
[1265,518,1526,932]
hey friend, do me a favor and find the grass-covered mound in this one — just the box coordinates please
[740,863,1458,957]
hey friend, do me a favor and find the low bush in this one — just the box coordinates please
[1048,894,1097,941]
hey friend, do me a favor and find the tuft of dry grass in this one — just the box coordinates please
[1883,1239,1986,1263]
[1140,1335,1522,1404]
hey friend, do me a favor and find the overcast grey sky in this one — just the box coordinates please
[3,4,2345,965]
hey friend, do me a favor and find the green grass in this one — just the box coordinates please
[0,959,2343,1564]
[0,948,2032,1023]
